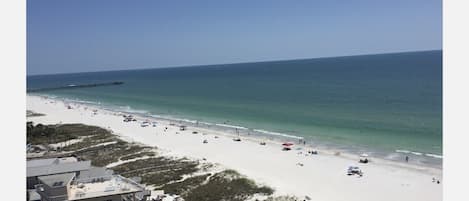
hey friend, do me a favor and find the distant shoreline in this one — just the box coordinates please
[27,50,441,77]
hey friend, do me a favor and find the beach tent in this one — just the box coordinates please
[347,166,362,175]
[359,153,369,163]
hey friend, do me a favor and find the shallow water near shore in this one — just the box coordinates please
[27,50,442,166]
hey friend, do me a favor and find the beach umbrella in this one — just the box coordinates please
[282,142,294,146]
[360,153,369,157]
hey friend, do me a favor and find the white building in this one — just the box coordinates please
[27,157,151,201]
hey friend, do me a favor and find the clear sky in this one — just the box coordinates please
[27,0,442,75]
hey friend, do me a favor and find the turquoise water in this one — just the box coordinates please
[28,50,442,163]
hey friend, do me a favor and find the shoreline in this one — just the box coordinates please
[30,93,442,169]
[27,94,442,200]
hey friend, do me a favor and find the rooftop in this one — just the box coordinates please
[78,167,113,179]
[68,175,146,200]
[38,173,75,188]
[27,157,91,177]
[27,157,77,168]
[27,189,41,201]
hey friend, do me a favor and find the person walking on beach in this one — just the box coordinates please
[405,155,409,162]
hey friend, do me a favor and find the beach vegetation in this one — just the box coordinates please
[120,151,156,161]
[27,122,275,200]
[27,110,45,117]
[161,173,212,196]
[111,157,200,187]
[27,123,77,144]
[264,196,299,201]
[184,170,274,201]
[77,141,149,167]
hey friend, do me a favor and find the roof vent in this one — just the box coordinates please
[52,181,64,187]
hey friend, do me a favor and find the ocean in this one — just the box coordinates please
[27,50,442,166]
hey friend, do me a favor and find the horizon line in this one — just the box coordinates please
[28,49,441,77]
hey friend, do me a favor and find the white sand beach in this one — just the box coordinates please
[27,95,442,201]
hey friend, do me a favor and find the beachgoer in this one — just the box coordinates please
[405,156,409,162]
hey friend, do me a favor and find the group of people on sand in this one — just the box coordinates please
[299,138,306,145]
[307,150,318,155]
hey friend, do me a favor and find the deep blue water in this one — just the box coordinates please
[28,50,442,161]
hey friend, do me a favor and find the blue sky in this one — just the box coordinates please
[27,0,441,75]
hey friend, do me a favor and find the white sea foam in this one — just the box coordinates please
[215,123,248,130]
[53,96,102,107]
[425,153,443,159]
[148,114,204,125]
[160,116,198,124]
[253,129,303,140]
[130,107,303,141]
[68,99,100,105]
[384,153,402,160]
[395,149,442,159]
[198,121,214,126]
[115,105,149,115]
[395,149,411,154]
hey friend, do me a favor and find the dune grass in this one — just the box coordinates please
[27,122,274,200]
